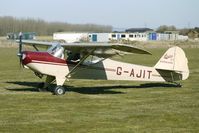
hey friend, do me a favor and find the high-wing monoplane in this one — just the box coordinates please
[16,35,189,95]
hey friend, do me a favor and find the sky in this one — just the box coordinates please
[0,0,198,29]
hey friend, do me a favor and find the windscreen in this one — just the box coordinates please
[47,44,64,58]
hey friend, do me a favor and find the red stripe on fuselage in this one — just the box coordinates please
[22,51,117,73]
[22,51,67,65]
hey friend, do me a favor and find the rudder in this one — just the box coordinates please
[154,46,189,80]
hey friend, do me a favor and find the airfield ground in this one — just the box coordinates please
[0,38,199,132]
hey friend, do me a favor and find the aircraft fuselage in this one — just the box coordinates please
[22,51,180,86]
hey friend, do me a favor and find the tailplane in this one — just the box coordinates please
[154,46,189,81]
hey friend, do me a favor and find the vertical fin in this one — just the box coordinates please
[154,46,189,80]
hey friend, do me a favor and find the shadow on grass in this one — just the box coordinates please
[6,81,180,95]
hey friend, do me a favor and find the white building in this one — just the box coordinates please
[53,32,110,43]
[177,35,188,41]
[54,32,189,43]
[53,33,88,43]
[109,33,148,41]
[128,33,148,41]
[157,33,188,41]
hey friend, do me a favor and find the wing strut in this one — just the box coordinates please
[65,49,95,78]
[33,45,39,51]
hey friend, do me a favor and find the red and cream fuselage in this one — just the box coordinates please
[16,39,189,95]
[22,50,179,87]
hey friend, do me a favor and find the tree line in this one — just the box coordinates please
[0,16,113,36]
[156,25,199,39]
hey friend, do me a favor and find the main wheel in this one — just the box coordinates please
[54,86,65,95]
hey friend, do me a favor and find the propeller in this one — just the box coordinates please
[17,32,23,67]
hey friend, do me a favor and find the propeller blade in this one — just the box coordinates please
[17,32,23,68]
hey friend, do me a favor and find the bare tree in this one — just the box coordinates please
[0,16,112,36]
[156,25,177,33]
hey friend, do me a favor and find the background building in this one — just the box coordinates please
[53,29,189,43]
[53,32,109,43]
[7,32,36,40]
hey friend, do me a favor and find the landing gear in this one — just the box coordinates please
[168,81,182,87]
[53,86,66,95]
[174,82,182,87]
[169,72,182,87]
[37,76,66,95]
[37,82,48,92]
[37,82,66,95]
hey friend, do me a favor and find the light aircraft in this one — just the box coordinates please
[16,35,189,95]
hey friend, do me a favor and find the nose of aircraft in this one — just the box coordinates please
[21,51,32,65]
[21,51,67,66]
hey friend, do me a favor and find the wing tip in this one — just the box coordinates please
[115,43,152,55]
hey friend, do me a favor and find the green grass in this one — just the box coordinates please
[0,47,199,133]
[36,36,53,41]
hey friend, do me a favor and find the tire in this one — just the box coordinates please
[54,86,65,95]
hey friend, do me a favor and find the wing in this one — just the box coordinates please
[17,40,151,56]
[16,40,54,47]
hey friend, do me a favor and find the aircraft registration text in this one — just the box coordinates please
[116,67,152,79]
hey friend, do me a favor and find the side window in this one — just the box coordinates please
[67,52,81,63]
[121,34,126,38]
[112,34,116,38]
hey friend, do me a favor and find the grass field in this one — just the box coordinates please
[0,46,199,132]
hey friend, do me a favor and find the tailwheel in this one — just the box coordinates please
[54,86,66,95]
[171,82,182,87]
[175,82,182,87]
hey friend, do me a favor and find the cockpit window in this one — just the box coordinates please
[67,52,81,63]
[47,44,64,59]
[47,44,60,54]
